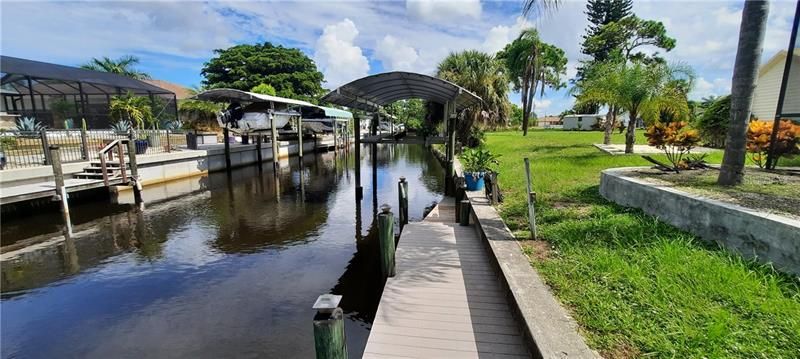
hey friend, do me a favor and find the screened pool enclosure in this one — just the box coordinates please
[1,56,177,129]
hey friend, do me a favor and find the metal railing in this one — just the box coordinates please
[0,129,188,170]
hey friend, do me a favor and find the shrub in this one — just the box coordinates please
[746,119,800,168]
[644,121,701,172]
[110,92,155,129]
[15,117,46,132]
[694,95,730,148]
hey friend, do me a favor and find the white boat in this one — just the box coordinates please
[194,88,314,132]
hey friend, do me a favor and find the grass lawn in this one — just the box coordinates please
[484,129,800,358]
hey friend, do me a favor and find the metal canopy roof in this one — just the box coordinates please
[321,71,482,112]
[0,55,172,94]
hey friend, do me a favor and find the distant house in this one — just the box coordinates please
[537,116,561,128]
[143,79,192,100]
[562,114,602,130]
[751,50,800,121]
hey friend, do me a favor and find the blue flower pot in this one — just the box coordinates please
[135,140,149,155]
[464,171,485,191]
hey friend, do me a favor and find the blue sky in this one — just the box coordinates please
[1,0,796,115]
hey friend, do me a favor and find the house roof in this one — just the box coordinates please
[320,71,482,112]
[0,55,172,95]
[143,79,192,99]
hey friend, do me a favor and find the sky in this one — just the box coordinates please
[1,0,796,115]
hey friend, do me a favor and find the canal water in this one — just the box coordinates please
[0,144,444,358]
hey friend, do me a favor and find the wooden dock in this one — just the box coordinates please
[364,198,529,358]
[0,177,129,205]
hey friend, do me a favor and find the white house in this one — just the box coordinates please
[562,114,603,130]
[751,50,800,121]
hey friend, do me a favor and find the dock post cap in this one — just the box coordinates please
[49,145,60,150]
[399,176,406,182]
[380,203,392,213]
[313,294,342,313]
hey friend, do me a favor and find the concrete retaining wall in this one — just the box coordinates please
[600,167,800,276]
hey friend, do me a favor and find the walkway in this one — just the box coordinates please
[0,177,129,205]
[363,198,529,358]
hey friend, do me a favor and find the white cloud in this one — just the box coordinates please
[0,2,237,63]
[375,35,420,71]
[534,99,552,110]
[483,25,512,54]
[314,19,370,88]
[406,0,482,23]
[692,77,731,100]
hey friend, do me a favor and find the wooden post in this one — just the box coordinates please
[41,129,52,165]
[166,129,171,152]
[256,134,263,164]
[455,178,464,223]
[459,199,470,226]
[297,117,304,159]
[378,204,396,278]
[270,103,279,168]
[80,126,90,160]
[524,158,537,239]
[354,116,362,200]
[49,146,72,234]
[333,121,338,151]
[312,294,347,359]
[223,126,232,172]
[398,177,408,226]
[126,139,142,204]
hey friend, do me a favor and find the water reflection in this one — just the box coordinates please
[1,144,443,358]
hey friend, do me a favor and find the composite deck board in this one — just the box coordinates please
[364,198,529,358]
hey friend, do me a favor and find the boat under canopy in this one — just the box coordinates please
[194,88,316,132]
[301,105,353,133]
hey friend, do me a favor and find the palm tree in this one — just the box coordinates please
[436,50,511,144]
[575,61,694,153]
[718,0,770,186]
[81,55,151,80]
[499,29,567,135]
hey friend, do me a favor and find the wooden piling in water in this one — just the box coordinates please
[256,134,263,167]
[126,139,142,203]
[312,294,347,359]
[398,177,408,226]
[378,204,396,278]
[49,146,72,234]
[297,117,304,159]
[354,118,362,200]
[223,127,231,172]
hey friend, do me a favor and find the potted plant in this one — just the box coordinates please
[460,148,499,191]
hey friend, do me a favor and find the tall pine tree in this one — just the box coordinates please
[581,0,633,62]
[573,0,632,113]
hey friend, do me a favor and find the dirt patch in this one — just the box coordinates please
[520,239,552,263]
[601,340,641,359]
[630,167,800,220]
[551,201,593,216]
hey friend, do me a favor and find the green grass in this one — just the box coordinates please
[484,129,800,358]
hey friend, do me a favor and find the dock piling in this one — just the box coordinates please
[312,294,347,359]
[49,145,72,234]
[398,177,408,226]
[256,134,263,169]
[378,204,396,278]
[80,126,90,160]
[126,139,142,203]
[223,127,232,172]
[459,199,470,226]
